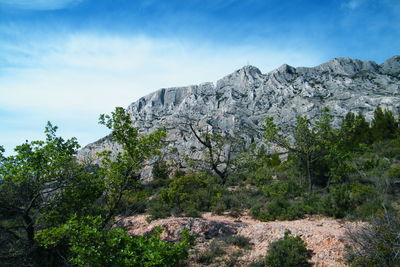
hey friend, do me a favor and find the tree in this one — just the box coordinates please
[98,107,166,227]
[0,108,177,266]
[371,106,398,141]
[339,112,372,150]
[0,122,102,266]
[264,114,333,194]
[36,215,194,267]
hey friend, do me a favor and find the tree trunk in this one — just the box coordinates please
[306,154,313,195]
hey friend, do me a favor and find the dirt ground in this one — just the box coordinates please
[119,212,361,266]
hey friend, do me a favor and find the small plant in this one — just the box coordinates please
[265,230,312,267]
[196,240,226,265]
[221,234,252,249]
[346,211,400,267]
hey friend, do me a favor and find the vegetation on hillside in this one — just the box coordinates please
[1,105,400,266]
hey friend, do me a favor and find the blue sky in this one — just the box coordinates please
[1,0,399,154]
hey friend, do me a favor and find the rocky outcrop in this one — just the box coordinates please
[119,213,361,266]
[78,56,400,176]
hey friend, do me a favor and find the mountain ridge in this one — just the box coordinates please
[78,55,400,178]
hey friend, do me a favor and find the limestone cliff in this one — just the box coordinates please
[78,56,400,176]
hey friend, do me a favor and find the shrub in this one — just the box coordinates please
[322,183,379,218]
[148,173,225,219]
[196,240,226,265]
[211,187,264,216]
[261,179,305,199]
[265,230,312,267]
[346,211,400,267]
[221,234,252,249]
[250,198,307,221]
[118,190,149,216]
[151,159,171,188]
[36,216,194,267]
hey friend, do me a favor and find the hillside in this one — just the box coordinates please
[79,56,400,178]
[119,213,358,267]
[2,56,400,266]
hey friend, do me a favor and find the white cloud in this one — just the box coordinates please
[0,33,324,153]
[0,0,82,10]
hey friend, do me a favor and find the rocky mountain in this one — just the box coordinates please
[78,56,400,176]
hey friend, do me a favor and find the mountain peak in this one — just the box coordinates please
[315,57,379,75]
[381,55,400,75]
[237,65,262,75]
[80,55,400,182]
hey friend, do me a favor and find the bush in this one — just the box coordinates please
[148,173,225,219]
[36,215,194,267]
[118,190,149,216]
[211,187,264,216]
[221,234,252,249]
[196,240,226,265]
[265,230,312,267]
[346,211,400,266]
[261,179,305,199]
[250,198,307,222]
[151,159,171,188]
[322,183,379,218]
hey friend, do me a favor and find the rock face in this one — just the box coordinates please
[79,56,400,175]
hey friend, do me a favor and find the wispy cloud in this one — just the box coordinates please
[0,33,324,153]
[343,0,365,9]
[0,0,83,10]
[1,34,324,112]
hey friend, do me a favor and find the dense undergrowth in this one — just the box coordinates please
[1,106,400,266]
[145,107,400,225]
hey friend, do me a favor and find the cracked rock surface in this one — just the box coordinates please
[79,56,400,179]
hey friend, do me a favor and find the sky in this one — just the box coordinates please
[0,0,399,154]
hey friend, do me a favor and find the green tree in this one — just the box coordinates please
[265,230,312,267]
[371,106,398,141]
[339,112,372,150]
[264,113,334,194]
[0,123,102,266]
[98,107,166,227]
[0,108,171,266]
[36,215,194,267]
[188,124,242,185]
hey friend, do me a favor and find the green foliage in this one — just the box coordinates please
[265,230,312,267]
[151,158,171,188]
[371,106,398,141]
[322,183,379,218]
[149,173,225,219]
[220,234,252,249]
[261,179,305,199]
[232,144,281,186]
[36,215,194,267]
[196,240,226,265]
[98,107,166,226]
[346,211,400,267]
[339,111,372,150]
[250,198,307,222]
[0,122,102,265]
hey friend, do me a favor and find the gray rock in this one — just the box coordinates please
[78,56,400,179]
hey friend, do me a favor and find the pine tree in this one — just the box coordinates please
[371,106,398,141]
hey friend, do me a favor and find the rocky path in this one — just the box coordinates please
[120,213,360,266]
